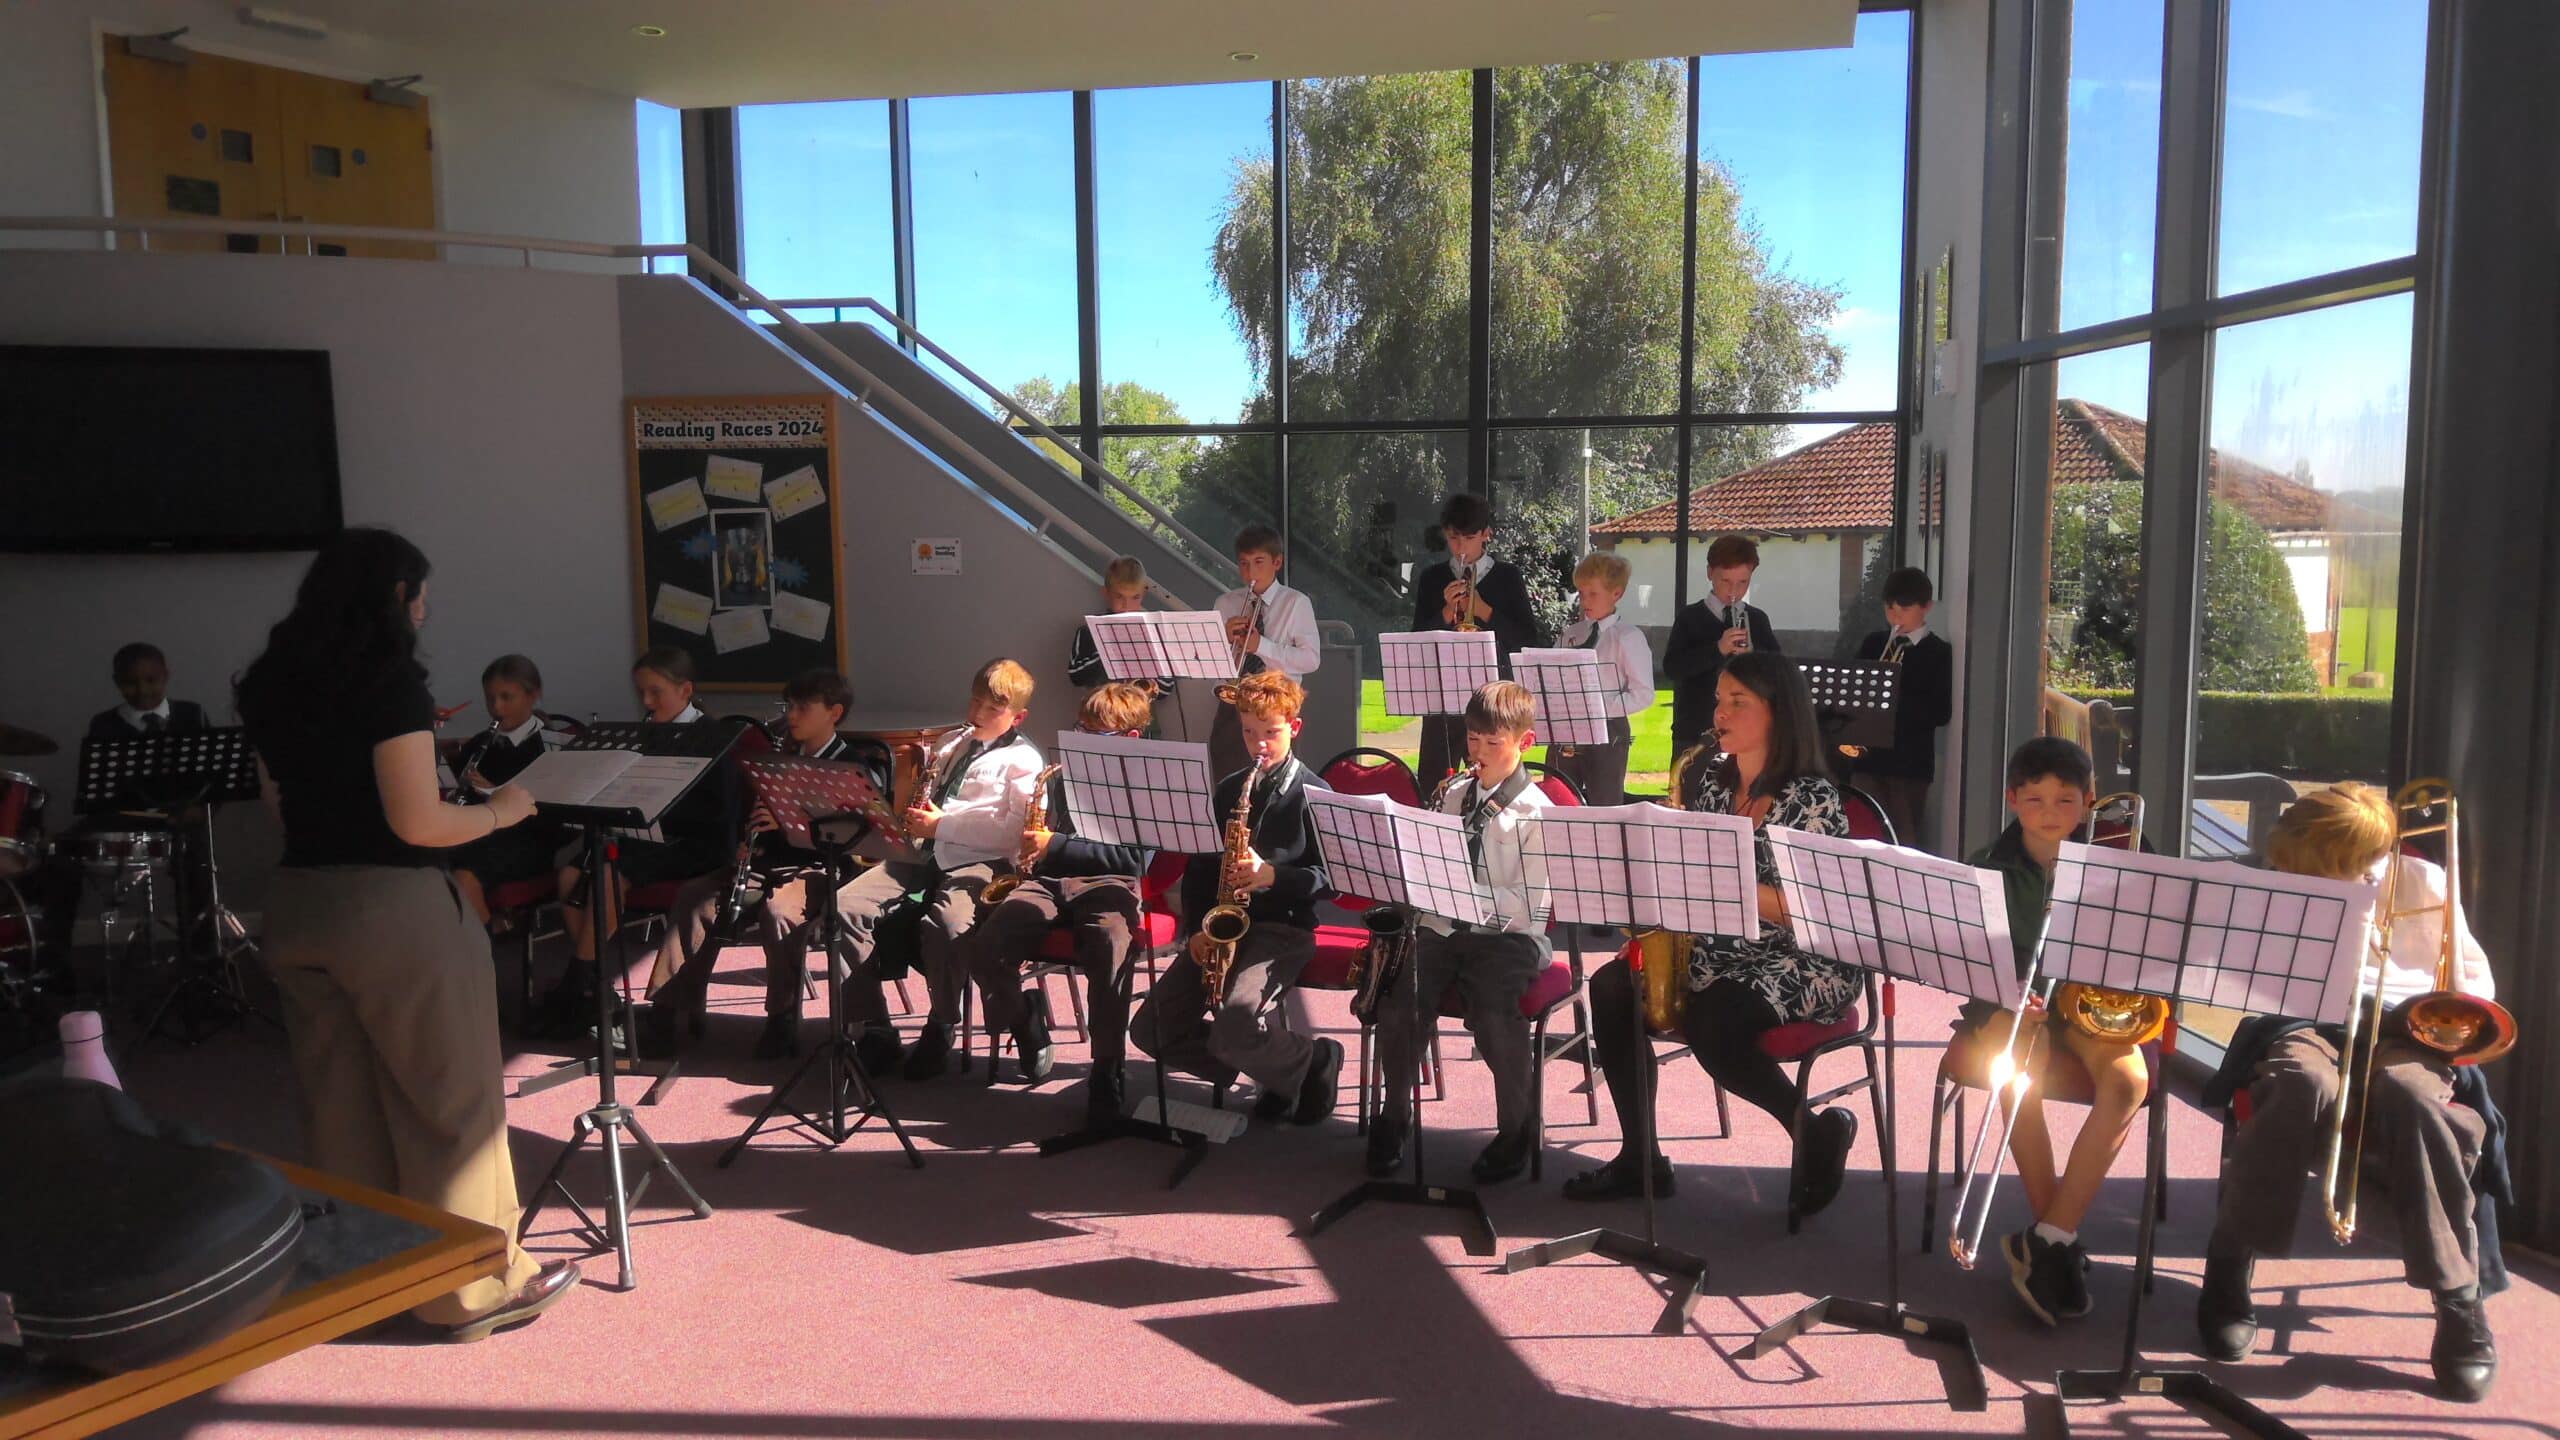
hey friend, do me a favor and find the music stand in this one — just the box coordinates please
[1509,649,1622,750]
[1505,804,1757,1332]
[720,754,925,1171]
[1742,828,2006,1411]
[1797,659,1899,752]
[1033,731,1233,1184]
[2040,842,2375,1440]
[1084,611,1240,682]
[1376,631,1500,718]
[1299,789,1502,1256]
[76,729,268,1043]
[514,721,727,1290]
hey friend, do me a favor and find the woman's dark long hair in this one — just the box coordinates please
[1710,652,1828,804]
[236,528,431,727]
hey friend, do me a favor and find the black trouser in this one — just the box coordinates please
[1417,715,1464,796]
[1588,954,1806,1151]
[962,875,1143,1072]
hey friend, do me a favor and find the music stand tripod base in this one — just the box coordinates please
[1305,1177,1498,1258]
[1503,1226,1707,1335]
[2054,1368,2306,1440]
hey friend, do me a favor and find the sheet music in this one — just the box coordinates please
[512,749,712,824]
[1510,648,1625,747]
[1526,804,1756,937]
[1085,610,1238,681]
[1765,828,2022,1009]
[1053,731,1222,853]
[2046,841,2377,1026]
[591,755,714,821]
[1377,630,1501,716]
[1305,789,1493,927]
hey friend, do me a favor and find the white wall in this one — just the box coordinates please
[0,0,641,255]
[0,250,634,903]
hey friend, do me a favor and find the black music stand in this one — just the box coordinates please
[76,729,269,1044]
[1033,731,1231,1187]
[1742,829,2002,1411]
[1503,803,1759,1331]
[2040,843,2374,1440]
[720,755,922,1170]
[1301,790,1500,1257]
[515,721,727,1289]
[1798,659,1899,753]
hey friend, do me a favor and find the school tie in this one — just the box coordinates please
[1572,619,1601,650]
[935,741,980,805]
[140,713,165,735]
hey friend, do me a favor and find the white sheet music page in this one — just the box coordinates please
[510,749,637,808]
[587,755,714,823]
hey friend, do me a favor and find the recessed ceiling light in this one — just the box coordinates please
[1586,9,1619,21]
[1229,50,1258,62]
[631,24,668,38]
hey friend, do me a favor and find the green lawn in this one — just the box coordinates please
[1357,679,1678,787]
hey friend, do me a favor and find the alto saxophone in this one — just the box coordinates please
[979,762,1065,906]
[1195,756,1268,1005]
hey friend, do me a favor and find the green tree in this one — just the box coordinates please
[1006,376,1209,529]
[1199,65,1845,640]
[2046,481,2318,692]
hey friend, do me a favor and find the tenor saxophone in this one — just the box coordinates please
[1195,756,1268,1005]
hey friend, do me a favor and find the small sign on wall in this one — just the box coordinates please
[912,538,962,575]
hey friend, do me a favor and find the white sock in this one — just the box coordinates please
[2034,1221,2078,1247]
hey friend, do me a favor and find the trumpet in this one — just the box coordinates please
[2323,779,2513,1244]
[979,762,1065,907]
[1195,755,1268,1005]
[1947,791,2146,1269]
[1453,564,1481,632]
[1226,596,1264,678]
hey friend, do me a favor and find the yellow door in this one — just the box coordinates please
[103,41,436,258]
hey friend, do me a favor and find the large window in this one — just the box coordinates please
[738,101,896,321]
[910,92,1078,396]
[720,15,1916,775]
[1979,0,2436,897]
[1094,84,1270,426]
[636,100,685,252]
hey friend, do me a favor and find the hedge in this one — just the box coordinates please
[2067,688,2392,778]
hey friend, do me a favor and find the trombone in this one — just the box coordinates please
[2321,779,2514,1244]
[1946,791,2144,1269]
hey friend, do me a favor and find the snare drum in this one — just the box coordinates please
[77,831,174,871]
[0,771,46,880]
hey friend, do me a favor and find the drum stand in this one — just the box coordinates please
[138,805,272,1045]
[518,825,713,1290]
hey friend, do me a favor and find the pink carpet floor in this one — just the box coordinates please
[89,939,2560,1440]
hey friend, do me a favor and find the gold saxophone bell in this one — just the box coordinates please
[1633,930,1694,1033]
[978,761,1064,908]
[1196,756,1268,1005]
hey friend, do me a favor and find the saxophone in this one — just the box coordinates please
[1636,739,1715,1031]
[978,762,1064,906]
[1195,756,1267,1005]
[1345,769,1467,1023]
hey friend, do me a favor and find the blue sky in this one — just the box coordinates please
[644,0,2423,495]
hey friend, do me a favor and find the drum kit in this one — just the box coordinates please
[0,721,256,1038]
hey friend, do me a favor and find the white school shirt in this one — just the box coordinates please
[1561,612,1656,717]
[2366,853,2495,1009]
[116,699,174,728]
[1420,772,1552,938]
[1216,580,1322,680]
[918,729,1048,872]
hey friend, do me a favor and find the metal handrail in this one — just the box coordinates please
[762,294,1236,578]
[0,215,1204,607]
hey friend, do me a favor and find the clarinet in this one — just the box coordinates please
[449,718,503,803]
[716,715,788,934]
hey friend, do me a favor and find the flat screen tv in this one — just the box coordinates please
[0,344,344,552]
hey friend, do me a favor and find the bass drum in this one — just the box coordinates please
[0,770,47,880]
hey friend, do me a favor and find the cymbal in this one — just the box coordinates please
[0,722,60,757]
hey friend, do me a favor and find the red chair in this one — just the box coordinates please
[965,850,1189,1079]
[483,873,563,1021]
[1317,748,1422,806]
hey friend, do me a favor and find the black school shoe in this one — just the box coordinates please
[2432,1287,2497,1402]
[2003,1229,2090,1326]
[1560,1152,1675,1202]
[1470,1126,1534,1185]
[2196,1252,2258,1360]
[1793,1107,1858,1217]
[1012,1010,1055,1083]
[1293,1039,1345,1125]
[901,1021,953,1080]
[1366,1114,1410,1178]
